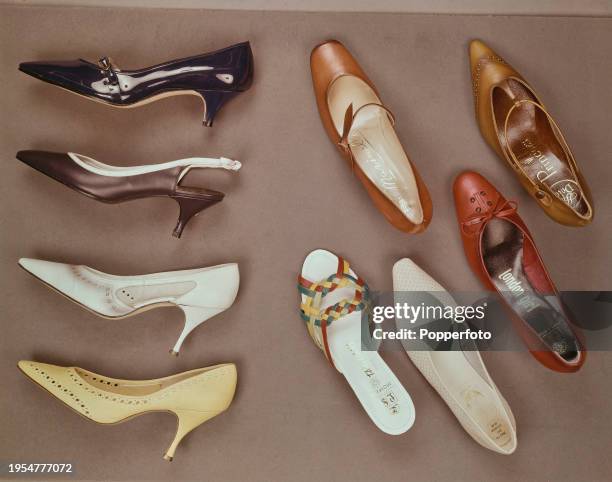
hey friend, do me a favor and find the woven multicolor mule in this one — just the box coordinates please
[298,248,415,435]
[298,253,370,366]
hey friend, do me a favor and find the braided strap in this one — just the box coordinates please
[298,257,370,368]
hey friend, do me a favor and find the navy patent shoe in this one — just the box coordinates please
[19,41,253,126]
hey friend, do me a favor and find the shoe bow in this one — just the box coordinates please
[461,199,517,236]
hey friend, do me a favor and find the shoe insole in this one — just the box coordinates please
[301,249,415,435]
[492,79,590,218]
[429,351,514,451]
[327,75,423,225]
[482,218,581,362]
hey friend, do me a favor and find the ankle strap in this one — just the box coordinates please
[176,158,241,184]
[178,157,242,171]
[68,152,242,178]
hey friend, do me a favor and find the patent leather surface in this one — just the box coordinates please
[310,40,432,234]
[453,171,585,373]
[19,41,253,119]
[469,39,593,226]
[16,150,224,202]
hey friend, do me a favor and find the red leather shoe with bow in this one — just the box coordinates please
[453,171,585,372]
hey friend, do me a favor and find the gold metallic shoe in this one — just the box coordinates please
[469,39,593,226]
[18,361,237,461]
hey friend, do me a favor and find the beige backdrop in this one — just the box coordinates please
[5,0,612,16]
[1,5,611,482]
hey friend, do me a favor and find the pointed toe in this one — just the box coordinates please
[17,360,30,373]
[15,150,42,168]
[18,60,88,89]
[18,258,75,295]
[18,257,37,272]
[16,150,71,177]
[468,39,507,96]
[469,39,497,65]
[19,61,49,79]
[18,360,52,381]
[18,360,40,382]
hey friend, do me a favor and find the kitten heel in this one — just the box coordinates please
[163,409,221,461]
[171,193,223,238]
[199,90,240,127]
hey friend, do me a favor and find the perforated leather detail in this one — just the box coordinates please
[69,366,234,404]
[24,363,236,410]
[115,281,196,308]
[27,363,91,416]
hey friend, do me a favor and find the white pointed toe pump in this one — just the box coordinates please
[18,361,237,461]
[18,258,239,355]
[298,249,415,435]
[392,258,517,454]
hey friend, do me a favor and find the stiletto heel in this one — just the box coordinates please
[200,90,240,127]
[164,409,220,461]
[172,194,223,238]
[171,305,225,356]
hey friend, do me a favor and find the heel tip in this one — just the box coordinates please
[170,349,179,357]
[163,454,173,462]
[203,120,213,127]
